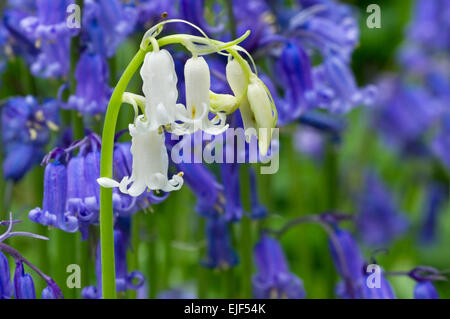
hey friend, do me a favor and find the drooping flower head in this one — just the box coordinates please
[356,172,409,247]
[202,217,238,270]
[414,281,440,299]
[29,153,78,233]
[18,0,77,78]
[67,51,111,115]
[82,0,138,57]
[419,183,448,244]
[13,261,36,299]
[253,234,305,299]
[2,95,59,181]
[0,252,13,299]
[81,220,145,298]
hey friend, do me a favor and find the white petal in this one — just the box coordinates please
[97,177,120,188]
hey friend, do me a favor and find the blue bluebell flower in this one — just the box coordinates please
[311,56,377,113]
[275,41,314,123]
[17,0,77,78]
[180,0,224,35]
[362,270,396,299]
[420,183,448,244]
[2,96,59,181]
[133,0,177,30]
[0,252,13,299]
[2,6,39,65]
[202,217,238,269]
[82,0,138,57]
[67,51,111,115]
[81,223,145,298]
[220,163,244,222]
[408,0,450,51]
[66,143,101,239]
[29,159,79,233]
[176,161,223,218]
[13,261,36,299]
[432,116,450,170]
[292,0,359,59]
[414,281,440,299]
[328,228,365,299]
[232,0,274,53]
[373,79,439,155]
[356,172,409,247]
[252,234,305,299]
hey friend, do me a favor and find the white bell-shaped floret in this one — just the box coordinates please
[247,75,275,156]
[140,49,181,129]
[226,58,257,142]
[98,116,183,196]
[171,56,228,135]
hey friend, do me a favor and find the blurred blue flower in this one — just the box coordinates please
[83,0,138,57]
[0,252,13,299]
[177,161,223,218]
[312,56,377,113]
[17,0,77,78]
[373,79,439,155]
[329,228,365,298]
[2,96,59,181]
[408,0,450,51]
[432,116,450,170]
[82,222,145,298]
[356,172,409,247]
[220,163,244,222]
[414,281,440,299]
[292,0,359,59]
[202,217,238,269]
[275,41,314,122]
[179,0,224,35]
[13,261,36,299]
[67,51,111,115]
[253,234,305,299]
[134,0,177,30]
[41,286,58,299]
[420,183,448,244]
[362,271,396,299]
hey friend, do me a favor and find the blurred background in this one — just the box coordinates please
[0,0,449,299]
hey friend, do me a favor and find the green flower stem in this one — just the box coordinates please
[147,212,158,299]
[324,140,338,210]
[239,165,253,298]
[99,48,146,299]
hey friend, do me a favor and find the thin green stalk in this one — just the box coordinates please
[238,164,253,299]
[240,216,252,298]
[225,0,237,39]
[99,48,146,299]
[146,212,158,299]
[222,267,234,298]
[324,140,338,211]
[197,217,207,298]
[128,213,140,299]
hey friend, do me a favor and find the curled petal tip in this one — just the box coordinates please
[97,177,120,188]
